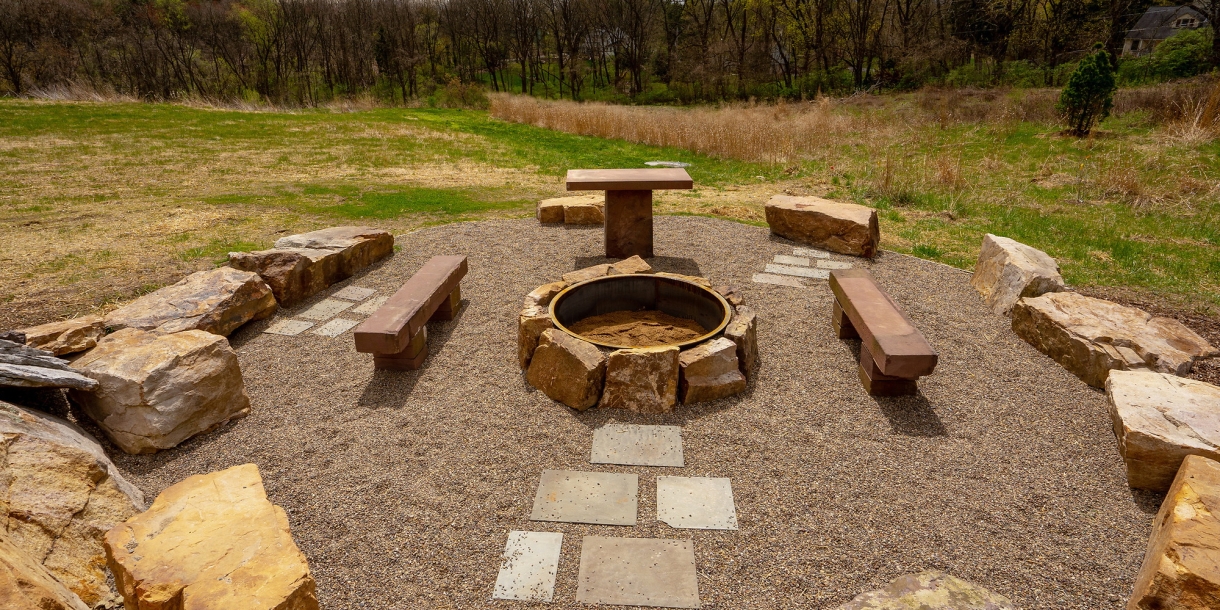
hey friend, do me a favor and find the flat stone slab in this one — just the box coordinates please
[297,298,353,321]
[752,273,805,288]
[530,470,638,526]
[591,424,684,467]
[773,255,810,266]
[817,260,854,270]
[331,286,376,301]
[793,247,831,259]
[765,263,830,279]
[576,536,700,608]
[492,531,563,602]
[311,318,359,338]
[263,319,314,336]
[657,477,738,530]
[351,295,389,315]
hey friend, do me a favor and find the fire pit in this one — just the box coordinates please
[518,261,757,413]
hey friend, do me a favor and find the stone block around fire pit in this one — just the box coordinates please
[679,337,746,404]
[724,306,758,379]
[518,305,554,370]
[599,346,680,413]
[526,330,606,410]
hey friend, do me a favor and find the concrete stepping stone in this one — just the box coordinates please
[351,295,389,315]
[492,531,563,602]
[794,247,831,259]
[297,298,353,321]
[817,260,853,270]
[331,286,376,301]
[263,319,314,336]
[311,318,359,338]
[657,477,738,530]
[752,273,805,288]
[773,254,810,266]
[591,424,684,467]
[765,263,830,279]
[576,536,700,608]
[530,470,638,526]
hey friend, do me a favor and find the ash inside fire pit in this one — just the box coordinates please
[567,310,706,347]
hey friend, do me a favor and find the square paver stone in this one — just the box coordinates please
[530,470,638,526]
[793,247,831,259]
[591,424,684,467]
[773,254,810,266]
[351,295,390,315]
[765,263,830,280]
[576,536,700,608]
[657,477,738,530]
[263,319,314,336]
[297,298,353,321]
[492,531,563,602]
[817,260,854,270]
[311,318,359,337]
[331,286,376,301]
[752,273,804,288]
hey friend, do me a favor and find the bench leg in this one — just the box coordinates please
[858,342,918,396]
[604,189,653,258]
[832,298,859,340]
[373,327,428,370]
[430,286,462,322]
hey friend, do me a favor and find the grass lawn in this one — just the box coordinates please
[1,98,1217,329]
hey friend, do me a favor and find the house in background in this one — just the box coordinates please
[1123,5,1210,56]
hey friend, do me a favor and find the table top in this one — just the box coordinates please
[566,168,694,191]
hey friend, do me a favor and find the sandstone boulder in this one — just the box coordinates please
[524,281,568,308]
[518,305,554,370]
[21,316,105,356]
[765,195,880,258]
[230,226,393,307]
[0,534,89,610]
[679,337,746,403]
[526,330,605,410]
[105,464,318,610]
[274,225,393,259]
[835,571,1014,609]
[971,234,1064,315]
[536,199,566,224]
[608,255,652,275]
[1106,370,1220,491]
[0,364,98,391]
[562,264,611,284]
[564,203,605,225]
[105,267,277,336]
[1129,454,1220,610]
[1012,292,1216,387]
[600,346,680,413]
[724,306,758,379]
[0,400,145,607]
[69,328,251,454]
[714,285,744,307]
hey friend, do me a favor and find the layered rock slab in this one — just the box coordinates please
[599,346,679,413]
[1107,371,1220,491]
[104,267,277,336]
[1012,292,1216,387]
[0,400,145,607]
[678,337,746,403]
[69,328,251,454]
[105,463,318,610]
[835,571,1014,609]
[20,316,105,356]
[972,234,1064,315]
[765,195,880,258]
[1129,454,1220,610]
[725,306,758,379]
[526,330,605,410]
[229,226,393,307]
[0,534,89,610]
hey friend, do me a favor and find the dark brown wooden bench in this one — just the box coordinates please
[829,268,938,396]
[353,255,468,370]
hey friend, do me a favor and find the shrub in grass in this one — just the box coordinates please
[1058,44,1117,137]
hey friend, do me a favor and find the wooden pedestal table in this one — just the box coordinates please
[565,168,694,258]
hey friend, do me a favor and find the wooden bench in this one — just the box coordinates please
[565,168,693,259]
[829,269,938,396]
[353,255,468,370]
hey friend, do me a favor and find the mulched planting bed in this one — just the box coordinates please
[96,217,1154,609]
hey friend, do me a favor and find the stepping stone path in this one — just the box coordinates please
[261,285,380,340]
[752,247,854,288]
[495,423,738,606]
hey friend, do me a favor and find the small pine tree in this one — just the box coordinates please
[1058,44,1118,137]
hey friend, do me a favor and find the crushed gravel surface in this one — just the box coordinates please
[99,217,1156,609]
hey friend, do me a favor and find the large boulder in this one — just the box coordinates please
[724,306,758,379]
[764,195,880,258]
[1107,370,1220,491]
[971,234,1064,315]
[1129,454,1220,610]
[678,337,746,403]
[526,330,606,410]
[69,328,251,454]
[564,202,605,225]
[1012,292,1216,387]
[229,226,393,307]
[105,267,277,336]
[0,534,89,610]
[20,316,105,356]
[835,571,1014,609]
[0,400,145,607]
[105,464,318,610]
[599,346,680,413]
[518,305,554,370]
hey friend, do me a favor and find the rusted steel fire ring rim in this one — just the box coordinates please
[549,273,732,350]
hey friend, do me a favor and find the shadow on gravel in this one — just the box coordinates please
[355,301,468,409]
[1129,488,1167,515]
[872,393,947,437]
[573,255,703,277]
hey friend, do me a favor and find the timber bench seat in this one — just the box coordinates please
[829,268,938,396]
[353,255,468,370]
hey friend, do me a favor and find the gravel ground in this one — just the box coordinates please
[101,217,1156,609]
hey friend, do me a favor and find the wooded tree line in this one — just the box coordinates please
[0,0,1212,103]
